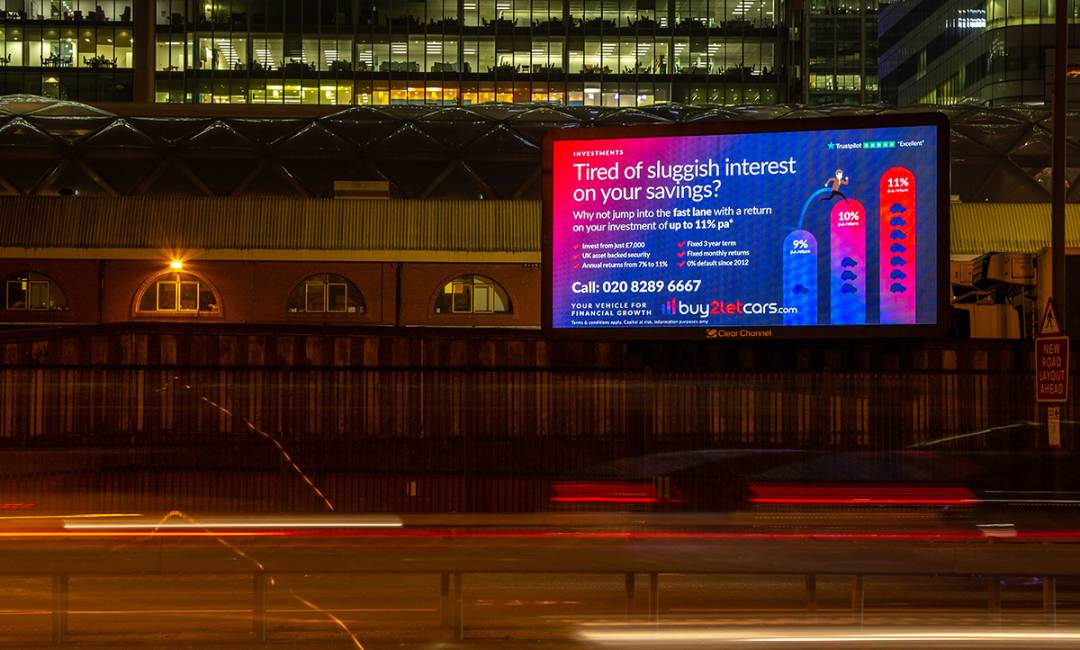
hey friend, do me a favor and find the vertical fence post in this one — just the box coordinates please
[648,573,659,625]
[440,572,452,629]
[252,572,268,643]
[852,575,864,624]
[1044,576,1057,625]
[624,573,636,616]
[988,576,1001,622]
[453,572,464,641]
[51,574,68,645]
[277,457,289,512]
[805,574,817,616]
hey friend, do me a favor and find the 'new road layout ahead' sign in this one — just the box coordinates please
[1036,299,1068,404]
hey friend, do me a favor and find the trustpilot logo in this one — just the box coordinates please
[661,298,798,318]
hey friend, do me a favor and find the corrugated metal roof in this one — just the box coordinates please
[0,197,1077,256]
[951,203,1080,254]
[0,197,541,252]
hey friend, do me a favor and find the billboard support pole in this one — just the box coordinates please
[1048,0,1068,460]
[1052,0,1067,331]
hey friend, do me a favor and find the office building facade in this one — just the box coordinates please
[1,0,799,105]
[0,0,136,101]
[153,0,792,106]
[804,0,878,105]
[879,0,1080,106]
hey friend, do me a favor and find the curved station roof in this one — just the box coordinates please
[1,95,1078,203]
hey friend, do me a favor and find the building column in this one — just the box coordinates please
[667,0,675,99]
[859,2,867,105]
[133,0,156,103]
[458,0,466,104]
[801,5,810,104]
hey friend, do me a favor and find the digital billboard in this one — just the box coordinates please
[542,114,949,339]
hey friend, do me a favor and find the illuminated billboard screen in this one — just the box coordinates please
[542,115,949,339]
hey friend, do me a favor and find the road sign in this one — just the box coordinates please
[1040,298,1063,335]
[1036,299,1069,404]
[1036,336,1069,403]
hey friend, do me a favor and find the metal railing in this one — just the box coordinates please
[29,568,1074,645]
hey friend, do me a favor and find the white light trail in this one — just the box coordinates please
[63,516,402,530]
[579,626,1080,645]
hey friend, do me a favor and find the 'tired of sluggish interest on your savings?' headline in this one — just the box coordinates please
[565,154,797,295]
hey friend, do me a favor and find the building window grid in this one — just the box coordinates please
[137,272,220,314]
[5,278,48,310]
[435,275,512,314]
[151,0,784,105]
[986,0,1079,28]
[304,281,348,312]
[0,0,135,100]
[884,0,1080,107]
[806,0,874,105]
[2,272,67,311]
[287,274,365,314]
[155,279,199,311]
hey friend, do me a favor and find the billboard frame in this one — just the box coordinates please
[541,112,951,340]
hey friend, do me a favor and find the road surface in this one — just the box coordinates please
[0,513,1078,647]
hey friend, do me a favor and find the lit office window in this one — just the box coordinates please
[150,0,788,106]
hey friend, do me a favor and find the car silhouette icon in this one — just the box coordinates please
[890,256,907,266]
[889,269,907,280]
[890,243,906,253]
[841,256,858,267]
[841,270,857,281]
[890,203,907,213]
[889,216,907,227]
[890,282,907,293]
[890,230,907,240]
[841,283,858,294]
[792,284,810,295]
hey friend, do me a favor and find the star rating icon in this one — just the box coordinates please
[827,142,836,150]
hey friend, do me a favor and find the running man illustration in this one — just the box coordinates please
[820,169,849,202]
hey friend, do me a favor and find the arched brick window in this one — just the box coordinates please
[135,271,222,315]
[286,273,365,314]
[434,274,512,314]
[3,271,68,311]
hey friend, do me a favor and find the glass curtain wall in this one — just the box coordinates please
[806,0,877,105]
[153,0,785,105]
[879,0,1078,106]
